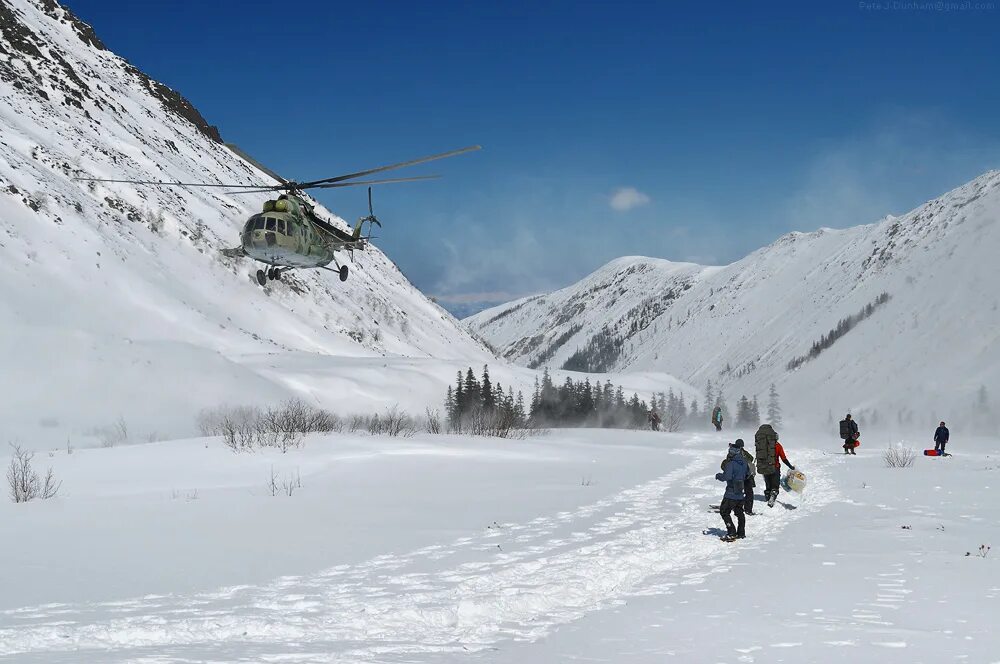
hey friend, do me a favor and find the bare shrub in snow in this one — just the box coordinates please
[266,466,279,496]
[366,413,384,436]
[6,443,61,503]
[382,406,415,437]
[425,408,442,434]
[884,444,916,468]
[203,400,340,452]
[266,467,301,497]
[95,417,128,448]
[348,414,366,433]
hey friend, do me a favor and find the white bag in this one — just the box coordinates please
[785,468,807,493]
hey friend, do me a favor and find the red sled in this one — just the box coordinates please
[924,449,942,456]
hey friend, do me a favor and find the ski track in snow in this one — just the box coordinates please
[0,443,838,663]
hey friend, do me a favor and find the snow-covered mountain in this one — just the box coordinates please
[468,171,1000,427]
[0,0,492,443]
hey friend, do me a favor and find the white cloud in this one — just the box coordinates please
[609,186,651,211]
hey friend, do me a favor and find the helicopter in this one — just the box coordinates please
[76,145,480,286]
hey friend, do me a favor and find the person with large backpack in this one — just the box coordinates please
[715,441,749,541]
[649,409,662,432]
[721,438,756,515]
[755,423,793,507]
[839,414,859,455]
[711,405,723,432]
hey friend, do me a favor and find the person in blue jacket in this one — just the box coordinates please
[715,440,749,541]
[934,421,950,455]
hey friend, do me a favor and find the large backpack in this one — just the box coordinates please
[742,449,756,485]
[754,425,778,474]
[839,419,851,440]
[712,406,722,424]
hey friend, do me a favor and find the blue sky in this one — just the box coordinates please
[66,0,1000,313]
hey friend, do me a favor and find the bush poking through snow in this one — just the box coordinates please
[425,408,442,434]
[93,417,128,448]
[883,444,916,468]
[199,400,344,452]
[6,443,61,503]
[266,466,302,497]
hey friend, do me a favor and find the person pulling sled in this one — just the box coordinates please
[933,421,950,455]
[839,414,859,454]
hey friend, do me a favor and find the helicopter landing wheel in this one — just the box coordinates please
[268,268,282,281]
[256,269,267,286]
[339,265,349,282]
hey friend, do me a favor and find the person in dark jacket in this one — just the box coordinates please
[721,438,756,515]
[649,410,661,432]
[715,442,748,540]
[839,414,859,455]
[934,421,950,454]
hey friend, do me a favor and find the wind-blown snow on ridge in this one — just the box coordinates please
[0,0,491,443]
[468,171,1000,425]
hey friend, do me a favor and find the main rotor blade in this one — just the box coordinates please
[294,145,480,189]
[73,177,268,189]
[309,175,441,190]
[221,176,439,195]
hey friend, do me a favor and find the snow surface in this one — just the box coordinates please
[467,173,1000,428]
[1,429,997,662]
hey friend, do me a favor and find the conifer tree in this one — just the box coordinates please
[767,383,783,428]
[481,365,495,413]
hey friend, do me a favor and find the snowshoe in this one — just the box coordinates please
[720,533,743,542]
[767,493,777,508]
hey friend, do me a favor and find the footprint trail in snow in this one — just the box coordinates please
[0,445,837,663]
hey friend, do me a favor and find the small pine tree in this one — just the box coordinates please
[736,395,752,426]
[767,383,783,428]
[481,365,495,413]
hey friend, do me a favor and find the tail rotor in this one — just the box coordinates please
[362,186,382,241]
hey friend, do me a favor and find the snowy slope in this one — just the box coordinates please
[0,0,492,443]
[468,172,1000,427]
[2,429,997,662]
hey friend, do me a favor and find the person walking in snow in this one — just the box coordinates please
[721,438,756,515]
[755,424,794,507]
[934,421,950,455]
[715,441,749,541]
[649,409,662,432]
[839,413,859,455]
[711,405,723,432]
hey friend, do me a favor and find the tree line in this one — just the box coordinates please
[445,367,783,432]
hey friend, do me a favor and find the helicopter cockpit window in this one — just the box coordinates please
[277,219,287,235]
[253,217,265,231]
[265,217,276,232]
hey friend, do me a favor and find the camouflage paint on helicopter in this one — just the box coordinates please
[233,193,370,284]
[76,146,481,287]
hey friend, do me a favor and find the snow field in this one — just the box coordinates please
[1,429,847,662]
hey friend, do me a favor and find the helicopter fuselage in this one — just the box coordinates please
[240,210,336,268]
